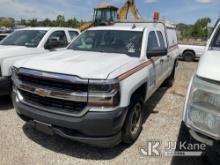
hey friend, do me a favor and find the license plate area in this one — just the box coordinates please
[33,120,54,135]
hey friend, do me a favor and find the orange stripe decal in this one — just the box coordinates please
[117,57,160,81]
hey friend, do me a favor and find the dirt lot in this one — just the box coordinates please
[0,61,209,165]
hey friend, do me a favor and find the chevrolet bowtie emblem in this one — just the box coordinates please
[35,88,50,97]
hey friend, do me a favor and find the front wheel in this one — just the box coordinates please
[122,96,144,144]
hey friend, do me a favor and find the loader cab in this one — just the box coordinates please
[93,5,118,26]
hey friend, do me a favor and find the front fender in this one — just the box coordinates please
[119,67,150,107]
[1,55,33,76]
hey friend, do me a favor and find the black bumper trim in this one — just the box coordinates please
[28,120,122,148]
[13,92,128,147]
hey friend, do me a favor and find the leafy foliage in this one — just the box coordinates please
[177,17,211,40]
[0,15,81,28]
[0,17,14,27]
[0,15,213,40]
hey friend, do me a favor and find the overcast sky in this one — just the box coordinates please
[0,0,219,25]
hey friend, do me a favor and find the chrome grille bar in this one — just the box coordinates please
[14,78,88,102]
[16,90,89,117]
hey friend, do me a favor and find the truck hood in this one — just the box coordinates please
[14,50,135,79]
[0,45,45,63]
[197,50,220,81]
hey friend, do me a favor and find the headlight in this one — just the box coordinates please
[88,79,120,107]
[184,75,220,139]
[11,66,18,81]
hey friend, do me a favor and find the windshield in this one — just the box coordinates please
[0,30,47,47]
[68,30,143,57]
[210,27,220,49]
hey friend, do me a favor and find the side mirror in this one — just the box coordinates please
[45,37,60,50]
[147,48,168,58]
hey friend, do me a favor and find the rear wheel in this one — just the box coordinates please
[183,51,195,62]
[122,96,144,144]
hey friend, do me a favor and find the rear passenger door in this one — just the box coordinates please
[166,28,178,74]
[156,31,169,81]
[147,31,163,86]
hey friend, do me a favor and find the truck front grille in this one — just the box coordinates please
[18,74,88,92]
[19,90,87,114]
[14,68,89,116]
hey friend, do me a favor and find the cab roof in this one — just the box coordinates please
[88,25,145,32]
[88,21,175,32]
[15,27,79,32]
[95,5,118,10]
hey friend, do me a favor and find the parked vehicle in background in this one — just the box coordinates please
[12,21,179,147]
[183,19,220,163]
[0,27,80,96]
[179,44,205,61]
[0,28,14,34]
[0,33,9,41]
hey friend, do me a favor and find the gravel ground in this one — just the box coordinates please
[0,61,207,165]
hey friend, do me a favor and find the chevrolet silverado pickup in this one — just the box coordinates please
[12,22,179,147]
[183,19,220,163]
[0,27,80,96]
[179,44,205,61]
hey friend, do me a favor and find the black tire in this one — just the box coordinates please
[163,62,176,87]
[122,96,144,144]
[183,51,195,62]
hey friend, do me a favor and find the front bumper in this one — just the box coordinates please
[0,77,12,96]
[12,92,128,147]
[184,122,220,163]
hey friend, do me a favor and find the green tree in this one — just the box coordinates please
[191,17,211,38]
[41,18,52,26]
[56,15,65,26]
[27,19,38,27]
[177,17,211,40]
[0,19,14,27]
[15,15,81,28]
[66,18,80,28]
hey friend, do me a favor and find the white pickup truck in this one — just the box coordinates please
[183,19,220,162]
[0,27,80,96]
[179,44,206,61]
[11,22,179,147]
